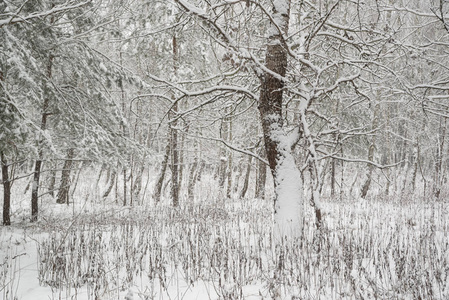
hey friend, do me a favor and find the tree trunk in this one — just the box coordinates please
[226,116,233,199]
[130,157,134,206]
[48,162,57,198]
[383,106,392,196]
[360,143,374,199]
[258,0,303,237]
[105,167,111,187]
[114,169,119,203]
[57,148,74,204]
[410,141,419,192]
[218,154,227,188]
[196,159,205,182]
[255,156,266,200]
[102,169,116,199]
[170,117,179,206]
[330,158,336,197]
[239,156,252,199]
[434,115,447,199]
[169,34,180,207]
[340,146,344,201]
[153,143,170,203]
[70,160,82,199]
[360,100,379,199]
[233,163,242,194]
[131,165,145,204]
[31,159,42,222]
[226,155,233,199]
[31,53,53,222]
[218,119,228,189]
[123,167,127,206]
[187,158,198,201]
[1,152,11,226]
[178,123,187,193]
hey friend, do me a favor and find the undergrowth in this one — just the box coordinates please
[32,199,449,299]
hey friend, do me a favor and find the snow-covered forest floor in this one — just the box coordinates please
[1,171,449,300]
[4,1,449,299]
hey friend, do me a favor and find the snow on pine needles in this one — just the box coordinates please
[1,197,449,299]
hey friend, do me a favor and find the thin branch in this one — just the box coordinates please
[0,1,91,28]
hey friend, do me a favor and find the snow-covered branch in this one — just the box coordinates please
[0,1,91,28]
[186,133,268,165]
[324,155,403,170]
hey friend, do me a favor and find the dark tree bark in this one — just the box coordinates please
[31,159,42,222]
[255,156,266,200]
[131,165,145,204]
[239,156,252,199]
[410,141,419,192]
[170,35,180,207]
[259,44,287,178]
[56,148,74,204]
[123,167,127,206]
[258,0,305,236]
[153,143,170,203]
[31,53,53,222]
[1,152,11,226]
[258,1,291,177]
[218,155,227,188]
[170,114,179,206]
[102,169,116,199]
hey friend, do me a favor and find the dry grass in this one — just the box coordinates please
[29,198,449,299]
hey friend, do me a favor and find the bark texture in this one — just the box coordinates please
[57,148,74,204]
[102,169,116,199]
[239,156,252,199]
[31,53,53,222]
[170,34,180,207]
[1,152,11,225]
[153,143,170,203]
[255,156,266,200]
[258,0,303,237]
[360,102,379,199]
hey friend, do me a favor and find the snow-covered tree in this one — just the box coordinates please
[1,0,133,220]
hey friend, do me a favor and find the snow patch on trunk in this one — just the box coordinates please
[274,149,303,239]
[267,0,290,40]
[273,0,289,14]
[270,122,303,239]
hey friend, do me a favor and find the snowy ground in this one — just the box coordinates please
[2,173,449,299]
